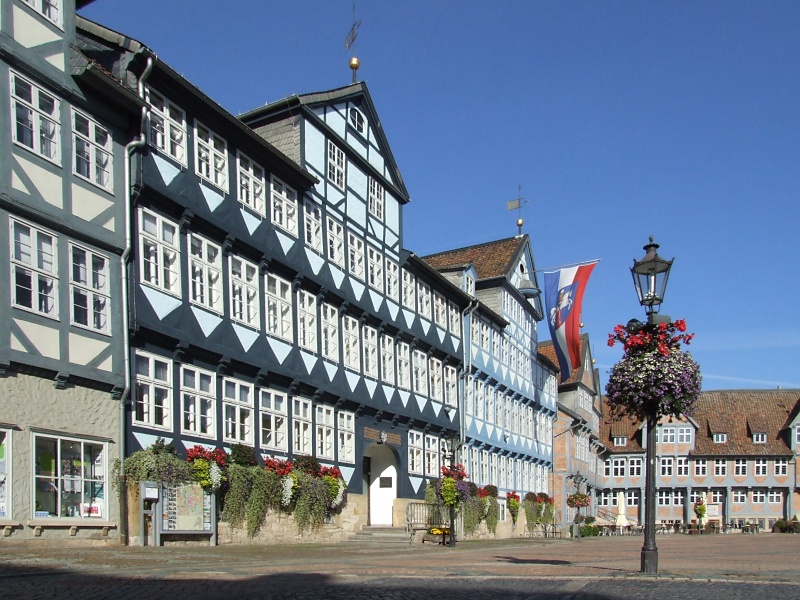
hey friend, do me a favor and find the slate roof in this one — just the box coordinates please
[422,236,526,281]
[599,389,800,457]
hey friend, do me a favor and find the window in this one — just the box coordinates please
[72,110,112,190]
[734,459,747,476]
[321,303,339,362]
[363,325,378,378]
[754,459,768,476]
[714,459,727,476]
[237,152,265,216]
[230,255,259,328]
[402,269,415,310]
[134,351,172,430]
[661,428,675,444]
[752,489,766,503]
[11,71,60,161]
[433,292,447,328]
[222,378,253,444]
[367,246,383,292]
[417,281,431,319]
[678,427,692,443]
[412,350,428,397]
[303,200,323,253]
[397,342,410,390]
[711,489,724,504]
[270,176,298,235]
[694,459,707,476]
[775,458,788,476]
[69,244,109,333]
[674,457,688,476]
[194,122,227,190]
[796,427,800,444]
[139,208,180,295]
[629,457,642,477]
[20,0,62,26]
[337,410,355,463]
[612,458,626,477]
[343,315,360,371]
[181,365,215,438]
[316,405,334,459]
[189,234,222,313]
[732,488,746,504]
[146,88,186,166]
[408,431,423,475]
[613,436,627,447]
[368,177,385,221]
[424,435,440,477]
[292,397,312,455]
[429,357,442,402]
[713,433,727,444]
[296,290,317,352]
[327,141,345,190]
[326,217,344,267]
[347,232,364,280]
[448,303,460,337]
[266,273,292,341]
[34,435,106,519]
[349,107,365,135]
[752,432,767,444]
[385,259,399,301]
[11,219,58,317]
[657,490,672,506]
[444,366,457,408]
[768,489,782,503]
[380,334,395,384]
[465,273,475,297]
[259,388,287,452]
[672,489,685,506]
[626,490,639,507]
[660,457,673,477]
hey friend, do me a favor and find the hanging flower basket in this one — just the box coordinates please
[605,319,702,422]
[566,492,591,509]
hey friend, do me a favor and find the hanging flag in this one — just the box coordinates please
[544,262,597,382]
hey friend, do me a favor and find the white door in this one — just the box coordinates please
[366,444,397,526]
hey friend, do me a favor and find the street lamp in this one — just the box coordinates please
[567,471,587,539]
[441,432,460,548]
[631,236,673,575]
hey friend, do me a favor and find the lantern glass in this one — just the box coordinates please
[631,238,673,313]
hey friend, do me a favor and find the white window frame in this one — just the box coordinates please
[694,459,707,476]
[412,349,428,397]
[448,303,461,338]
[229,255,260,328]
[349,107,366,135]
[732,488,746,504]
[10,71,60,162]
[303,199,323,253]
[321,303,339,362]
[20,0,62,27]
[768,489,782,503]
[133,351,172,431]
[385,259,399,301]
[444,365,457,408]
[139,208,180,296]
[402,269,416,310]
[270,176,298,235]
[408,430,423,475]
[337,410,355,464]
[752,432,767,444]
[297,289,318,352]
[69,243,110,334]
[315,404,335,460]
[661,428,675,444]
[343,315,361,371]
[292,396,312,455]
[327,140,345,191]
[194,121,227,191]
[265,273,293,341]
[713,433,727,444]
[33,434,107,519]
[714,459,727,476]
[188,233,222,313]
[626,490,639,507]
[347,232,364,280]
[612,458,626,477]
[397,341,410,390]
[433,292,447,328]
[380,334,395,385]
[363,325,378,379]
[368,177,384,221]
[775,458,788,476]
[676,457,689,476]
[237,152,266,216]
[180,365,216,438]
[424,436,441,478]
[222,377,253,445]
[752,489,766,504]
[326,217,344,267]
[754,459,768,476]
[711,489,724,504]
[678,427,692,443]
[429,356,443,402]
[417,281,432,320]
[367,245,383,292]
[613,436,627,447]
[11,218,58,318]
[146,87,186,166]
[72,109,112,191]
[734,459,747,476]
[629,457,642,476]
[259,388,288,452]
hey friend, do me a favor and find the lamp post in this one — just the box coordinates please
[441,432,460,548]
[567,471,587,539]
[630,237,673,575]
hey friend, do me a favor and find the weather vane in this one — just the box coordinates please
[506,185,528,236]
[345,4,362,83]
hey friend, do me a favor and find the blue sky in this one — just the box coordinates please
[80,1,800,391]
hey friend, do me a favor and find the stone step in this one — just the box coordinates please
[346,526,411,545]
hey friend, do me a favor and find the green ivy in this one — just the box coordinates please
[222,464,253,531]
[246,467,275,538]
[293,472,329,532]
[462,496,484,535]
[485,497,499,533]
[522,499,537,532]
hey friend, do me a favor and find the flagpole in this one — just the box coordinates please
[535,259,601,274]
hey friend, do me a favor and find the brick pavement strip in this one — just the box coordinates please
[1,535,799,599]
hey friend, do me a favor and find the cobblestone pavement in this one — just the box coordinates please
[1,534,799,599]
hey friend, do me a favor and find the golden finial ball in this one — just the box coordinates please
[517,218,524,227]
[349,56,360,71]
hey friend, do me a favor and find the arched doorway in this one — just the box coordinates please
[363,443,397,526]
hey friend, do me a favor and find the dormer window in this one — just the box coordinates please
[349,108,366,135]
[713,433,727,444]
[613,436,627,447]
[465,274,475,297]
[752,433,767,444]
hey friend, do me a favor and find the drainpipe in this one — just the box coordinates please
[119,55,154,545]
[459,300,479,447]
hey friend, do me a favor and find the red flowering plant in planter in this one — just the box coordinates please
[438,464,471,507]
[606,319,702,422]
[507,491,521,525]
[186,445,228,490]
[566,492,591,509]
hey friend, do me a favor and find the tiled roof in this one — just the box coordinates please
[600,389,800,457]
[422,236,525,281]
[537,335,590,386]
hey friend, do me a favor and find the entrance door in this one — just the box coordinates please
[364,444,397,526]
